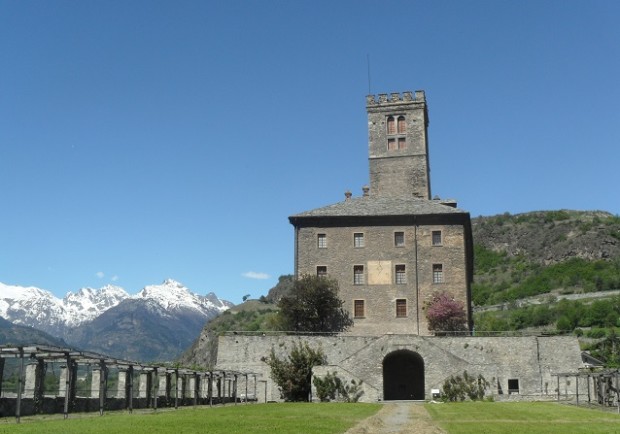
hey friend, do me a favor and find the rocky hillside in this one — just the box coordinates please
[472,210,620,265]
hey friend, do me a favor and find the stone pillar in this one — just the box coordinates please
[138,372,151,399]
[116,369,129,399]
[0,358,5,396]
[24,360,45,401]
[58,366,69,397]
[187,375,196,401]
[158,372,170,398]
[177,374,186,401]
[91,368,101,398]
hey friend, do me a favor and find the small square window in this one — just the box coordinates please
[387,138,397,151]
[354,300,365,318]
[398,137,406,149]
[317,266,327,278]
[396,299,407,317]
[354,265,364,285]
[354,233,365,248]
[395,265,406,284]
[433,264,444,284]
[317,234,327,248]
[508,379,519,394]
[394,231,405,247]
[432,231,442,246]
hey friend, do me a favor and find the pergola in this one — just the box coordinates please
[0,344,259,422]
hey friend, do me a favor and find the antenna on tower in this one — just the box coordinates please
[367,54,372,94]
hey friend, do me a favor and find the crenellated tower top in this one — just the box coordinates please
[365,90,425,106]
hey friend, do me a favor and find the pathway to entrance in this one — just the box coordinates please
[344,402,446,434]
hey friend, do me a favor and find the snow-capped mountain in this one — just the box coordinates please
[135,279,231,317]
[0,279,232,360]
[63,285,129,326]
[0,282,129,336]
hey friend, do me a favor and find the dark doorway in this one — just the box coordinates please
[383,350,424,400]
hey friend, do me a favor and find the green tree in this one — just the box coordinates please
[265,341,326,401]
[277,275,353,333]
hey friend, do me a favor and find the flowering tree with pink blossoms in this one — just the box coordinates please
[426,291,468,335]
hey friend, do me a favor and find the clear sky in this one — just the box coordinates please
[2,1,619,303]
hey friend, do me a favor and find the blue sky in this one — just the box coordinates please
[1,1,619,303]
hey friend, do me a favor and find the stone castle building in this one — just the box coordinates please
[215,90,584,402]
[289,91,473,335]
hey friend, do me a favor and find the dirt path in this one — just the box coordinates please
[344,402,446,434]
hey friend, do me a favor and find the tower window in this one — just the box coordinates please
[387,116,396,134]
[394,231,405,247]
[317,266,327,278]
[354,232,365,248]
[354,299,365,318]
[317,233,327,248]
[433,264,444,284]
[432,231,442,246]
[397,116,406,133]
[354,265,365,285]
[396,299,407,317]
[395,265,406,284]
[386,115,406,150]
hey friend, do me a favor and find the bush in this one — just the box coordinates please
[313,372,364,403]
[441,371,490,402]
[264,341,326,401]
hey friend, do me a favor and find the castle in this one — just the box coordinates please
[215,91,584,402]
[289,90,473,335]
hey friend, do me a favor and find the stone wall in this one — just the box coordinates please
[215,334,583,403]
[296,222,470,335]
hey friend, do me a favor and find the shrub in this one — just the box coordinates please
[441,371,490,402]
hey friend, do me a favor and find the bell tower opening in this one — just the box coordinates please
[383,350,425,400]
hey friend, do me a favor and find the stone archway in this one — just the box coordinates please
[383,350,425,400]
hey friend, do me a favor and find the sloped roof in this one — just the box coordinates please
[289,195,468,220]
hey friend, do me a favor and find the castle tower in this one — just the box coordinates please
[366,91,430,199]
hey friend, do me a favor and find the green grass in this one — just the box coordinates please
[0,403,381,434]
[425,401,620,434]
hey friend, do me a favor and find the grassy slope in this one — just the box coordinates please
[426,402,620,434]
[0,403,381,434]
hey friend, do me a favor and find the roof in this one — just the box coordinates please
[289,195,469,220]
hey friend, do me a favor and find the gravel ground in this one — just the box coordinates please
[344,402,446,434]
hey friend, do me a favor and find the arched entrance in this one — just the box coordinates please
[383,350,425,400]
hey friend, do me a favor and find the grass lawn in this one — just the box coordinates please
[0,403,381,434]
[426,401,620,434]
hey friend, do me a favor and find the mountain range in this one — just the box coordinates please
[0,279,232,361]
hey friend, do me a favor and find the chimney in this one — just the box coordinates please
[362,186,370,197]
[344,190,352,200]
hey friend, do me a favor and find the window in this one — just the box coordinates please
[396,299,407,317]
[317,233,327,248]
[354,300,365,318]
[397,116,406,133]
[387,115,406,150]
[508,379,519,394]
[316,266,327,278]
[354,233,365,248]
[354,265,364,285]
[433,264,444,283]
[432,230,442,246]
[387,116,396,134]
[395,265,406,284]
[394,231,405,247]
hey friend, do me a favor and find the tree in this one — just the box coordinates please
[264,341,326,401]
[277,275,353,333]
[426,291,468,335]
